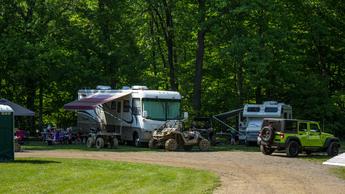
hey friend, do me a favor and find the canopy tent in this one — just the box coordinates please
[0,98,35,116]
[323,153,345,167]
[64,92,132,110]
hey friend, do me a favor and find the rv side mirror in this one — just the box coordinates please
[143,111,148,118]
[183,112,189,120]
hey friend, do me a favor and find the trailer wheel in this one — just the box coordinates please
[112,137,119,148]
[86,137,94,148]
[95,137,105,149]
[165,139,177,151]
[199,139,210,151]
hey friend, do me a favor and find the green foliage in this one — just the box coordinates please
[0,158,219,194]
[0,0,344,137]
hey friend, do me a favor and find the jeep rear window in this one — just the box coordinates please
[265,107,278,112]
[284,120,297,133]
[262,120,282,131]
[247,107,260,112]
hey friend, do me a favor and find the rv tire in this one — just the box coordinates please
[112,137,119,148]
[133,133,140,147]
[95,137,105,149]
[86,137,94,148]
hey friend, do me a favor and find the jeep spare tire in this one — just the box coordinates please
[260,126,274,143]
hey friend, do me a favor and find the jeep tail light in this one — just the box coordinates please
[280,133,285,139]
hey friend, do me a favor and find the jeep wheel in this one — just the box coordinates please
[165,139,177,151]
[260,127,274,143]
[286,141,299,157]
[327,142,339,157]
[95,137,104,149]
[260,145,274,155]
[183,145,193,151]
[86,137,94,148]
[199,139,210,151]
[148,139,158,149]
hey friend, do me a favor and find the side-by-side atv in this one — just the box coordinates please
[149,121,210,151]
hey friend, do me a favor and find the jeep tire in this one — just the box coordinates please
[260,127,274,143]
[260,145,274,155]
[286,141,299,157]
[165,138,178,151]
[327,142,339,157]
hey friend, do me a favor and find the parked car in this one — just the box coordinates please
[258,118,340,157]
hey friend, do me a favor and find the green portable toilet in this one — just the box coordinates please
[0,105,14,161]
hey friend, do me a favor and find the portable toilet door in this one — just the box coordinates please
[0,105,14,161]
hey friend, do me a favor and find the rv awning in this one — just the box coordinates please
[0,98,35,116]
[213,108,243,120]
[64,92,131,110]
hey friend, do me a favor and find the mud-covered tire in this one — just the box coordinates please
[165,139,177,151]
[260,127,274,143]
[199,139,210,151]
[86,137,94,148]
[112,137,118,148]
[260,145,274,155]
[327,142,339,157]
[183,145,193,151]
[95,137,105,149]
[148,139,158,149]
[286,141,299,157]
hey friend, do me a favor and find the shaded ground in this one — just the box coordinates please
[17,149,345,194]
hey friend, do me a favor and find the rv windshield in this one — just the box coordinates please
[142,99,181,121]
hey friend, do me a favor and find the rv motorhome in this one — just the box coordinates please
[64,86,187,147]
[239,101,292,145]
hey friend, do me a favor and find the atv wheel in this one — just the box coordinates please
[148,139,158,149]
[165,139,178,151]
[95,137,105,149]
[86,137,94,148]
[260,127,274,143]
[183,145,193,151]
[199,139,210,151]
[286,141,299,157]
[327,142,339,157]
[260,145,274,155]
[112,137,118,148]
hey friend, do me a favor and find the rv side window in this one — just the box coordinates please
[132,98,141,115]
[284,112,288,119]
[117,101,121,113]
[111,101,117,110]
[247,107,260,112]
[123,100,130,112]
[265,107,278,112]
[284,120,297,133]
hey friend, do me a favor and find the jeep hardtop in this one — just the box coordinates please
[258,118,340,157]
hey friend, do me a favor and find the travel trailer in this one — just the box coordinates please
[64,86,187,147]
[239,101,292,144]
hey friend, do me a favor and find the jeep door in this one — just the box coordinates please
[306,123,323,147]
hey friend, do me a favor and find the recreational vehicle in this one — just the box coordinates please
[64,86,187,147]
[239,101,292,144]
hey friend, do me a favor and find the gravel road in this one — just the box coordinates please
[17,150,345,194]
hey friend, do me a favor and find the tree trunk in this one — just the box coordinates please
[38,84,43,131]
[193,0,206,114]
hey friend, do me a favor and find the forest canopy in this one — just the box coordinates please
[0,0,344,137]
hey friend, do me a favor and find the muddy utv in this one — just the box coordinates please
[149,121,210,151]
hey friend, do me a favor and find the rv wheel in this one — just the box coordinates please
[86,137,94,148]
[165,139,177,151]
[133,133,140,147]
[112,137,119,148]
[199,139,210,151]
[95,137,105,149]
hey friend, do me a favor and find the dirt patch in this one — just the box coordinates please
[17,150,345,194]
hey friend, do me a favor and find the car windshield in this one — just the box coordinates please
[143,99,181,121]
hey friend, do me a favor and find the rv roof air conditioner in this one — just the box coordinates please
[96,85,111,90]
[131,86,148,90]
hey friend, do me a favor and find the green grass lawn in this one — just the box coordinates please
[0,158,219,194]
[331,167,345,180]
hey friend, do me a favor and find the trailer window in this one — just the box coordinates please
[247,107,260,112]
[265,107,278,112]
